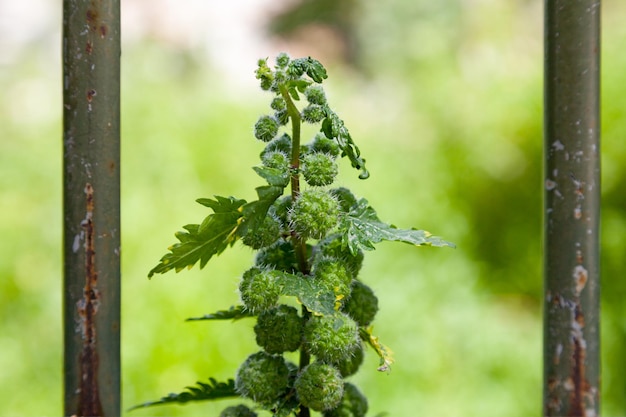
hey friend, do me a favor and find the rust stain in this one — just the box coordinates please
[99,25,108,38]
[85,40,93,55]
[76,183,103,416]
[87,89,97,102]
[86,8,99,32]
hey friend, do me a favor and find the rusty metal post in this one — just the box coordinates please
[543,0,600,415]
[63,0,120,415]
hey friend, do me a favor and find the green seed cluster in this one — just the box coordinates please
[304,313,360,364]
[235,351,290,406]
[295,362,344,411]
[254,304,303,354]
[289,189,339,239]
[323,383,368,417]
[239,267,281,313]
[219,404,258,417]
[342,280,378,326]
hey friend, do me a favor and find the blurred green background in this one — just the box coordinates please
[1,0,625,415]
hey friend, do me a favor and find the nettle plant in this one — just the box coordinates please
[133,54,453,417]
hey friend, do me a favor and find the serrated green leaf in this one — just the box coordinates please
[186,305,253,322]
[148,196,245,277]
[238,185,284,237]
[253,165,290,187]
[128,378,238,410]
[269,270,336,316]
[338,198,455,255]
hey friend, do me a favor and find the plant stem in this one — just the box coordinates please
[279,84,311,417]
[279,85,309,274]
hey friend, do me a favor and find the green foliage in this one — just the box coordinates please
[129,378,237,410]
[338,197,455,255]
[139,53,451,415]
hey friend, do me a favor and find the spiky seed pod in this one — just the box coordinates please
[316,234,364,278]
[322,383,368,417]
[302,153,338,187]
[304,313,360,364]
[242,214,282,250]
[219,404,258,417]
[310,133,340,157]
[313,257,353,302]
[329,187,358,213]
[334,343,364,378]
[301,104,326,124]
[239,267,281,313]
[275,52,290,68]
[261,133,292,160]
[304,84,327,106]
[271,97,287,111]
[254,304,303,354]
[255,240,298,273]
[235,351,290,406]
[254,115,279,142]
[290,189,339,240]
[295,362,344,411]
[272,195,293,229]
[261,150,290,172]
[342,281,378,326]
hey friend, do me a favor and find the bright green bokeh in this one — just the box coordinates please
[1,1,625,416]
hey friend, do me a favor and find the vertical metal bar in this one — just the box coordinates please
[63,0,120,415]
[543,1,600,416]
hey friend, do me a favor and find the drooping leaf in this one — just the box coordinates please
[148,196,246,277]
[186,305,253,322]
[128,378,238,410]
[338,198,455,255]
[359,327,394,372]
[270,270,336,316]
[322,111,369,179]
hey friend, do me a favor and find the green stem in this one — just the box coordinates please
[279,85,309,274]
[279,84,311,417]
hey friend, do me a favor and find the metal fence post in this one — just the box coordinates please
[543,1,601,415]
[62,0,121,415]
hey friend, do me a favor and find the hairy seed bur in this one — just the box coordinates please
[235,351,290,406]
[290,189,340,239]
[239,267,281,313]
[302,153,338,187]
[254,304,303,354]
[304,313,360,364]
[254,115,279,142]
[342,280,378,326]
[322,383,368,417]
[220,404,258,417]
[295,362,344,411]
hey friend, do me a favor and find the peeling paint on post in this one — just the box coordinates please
[544,1,600,416]
[63,0,120,416]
